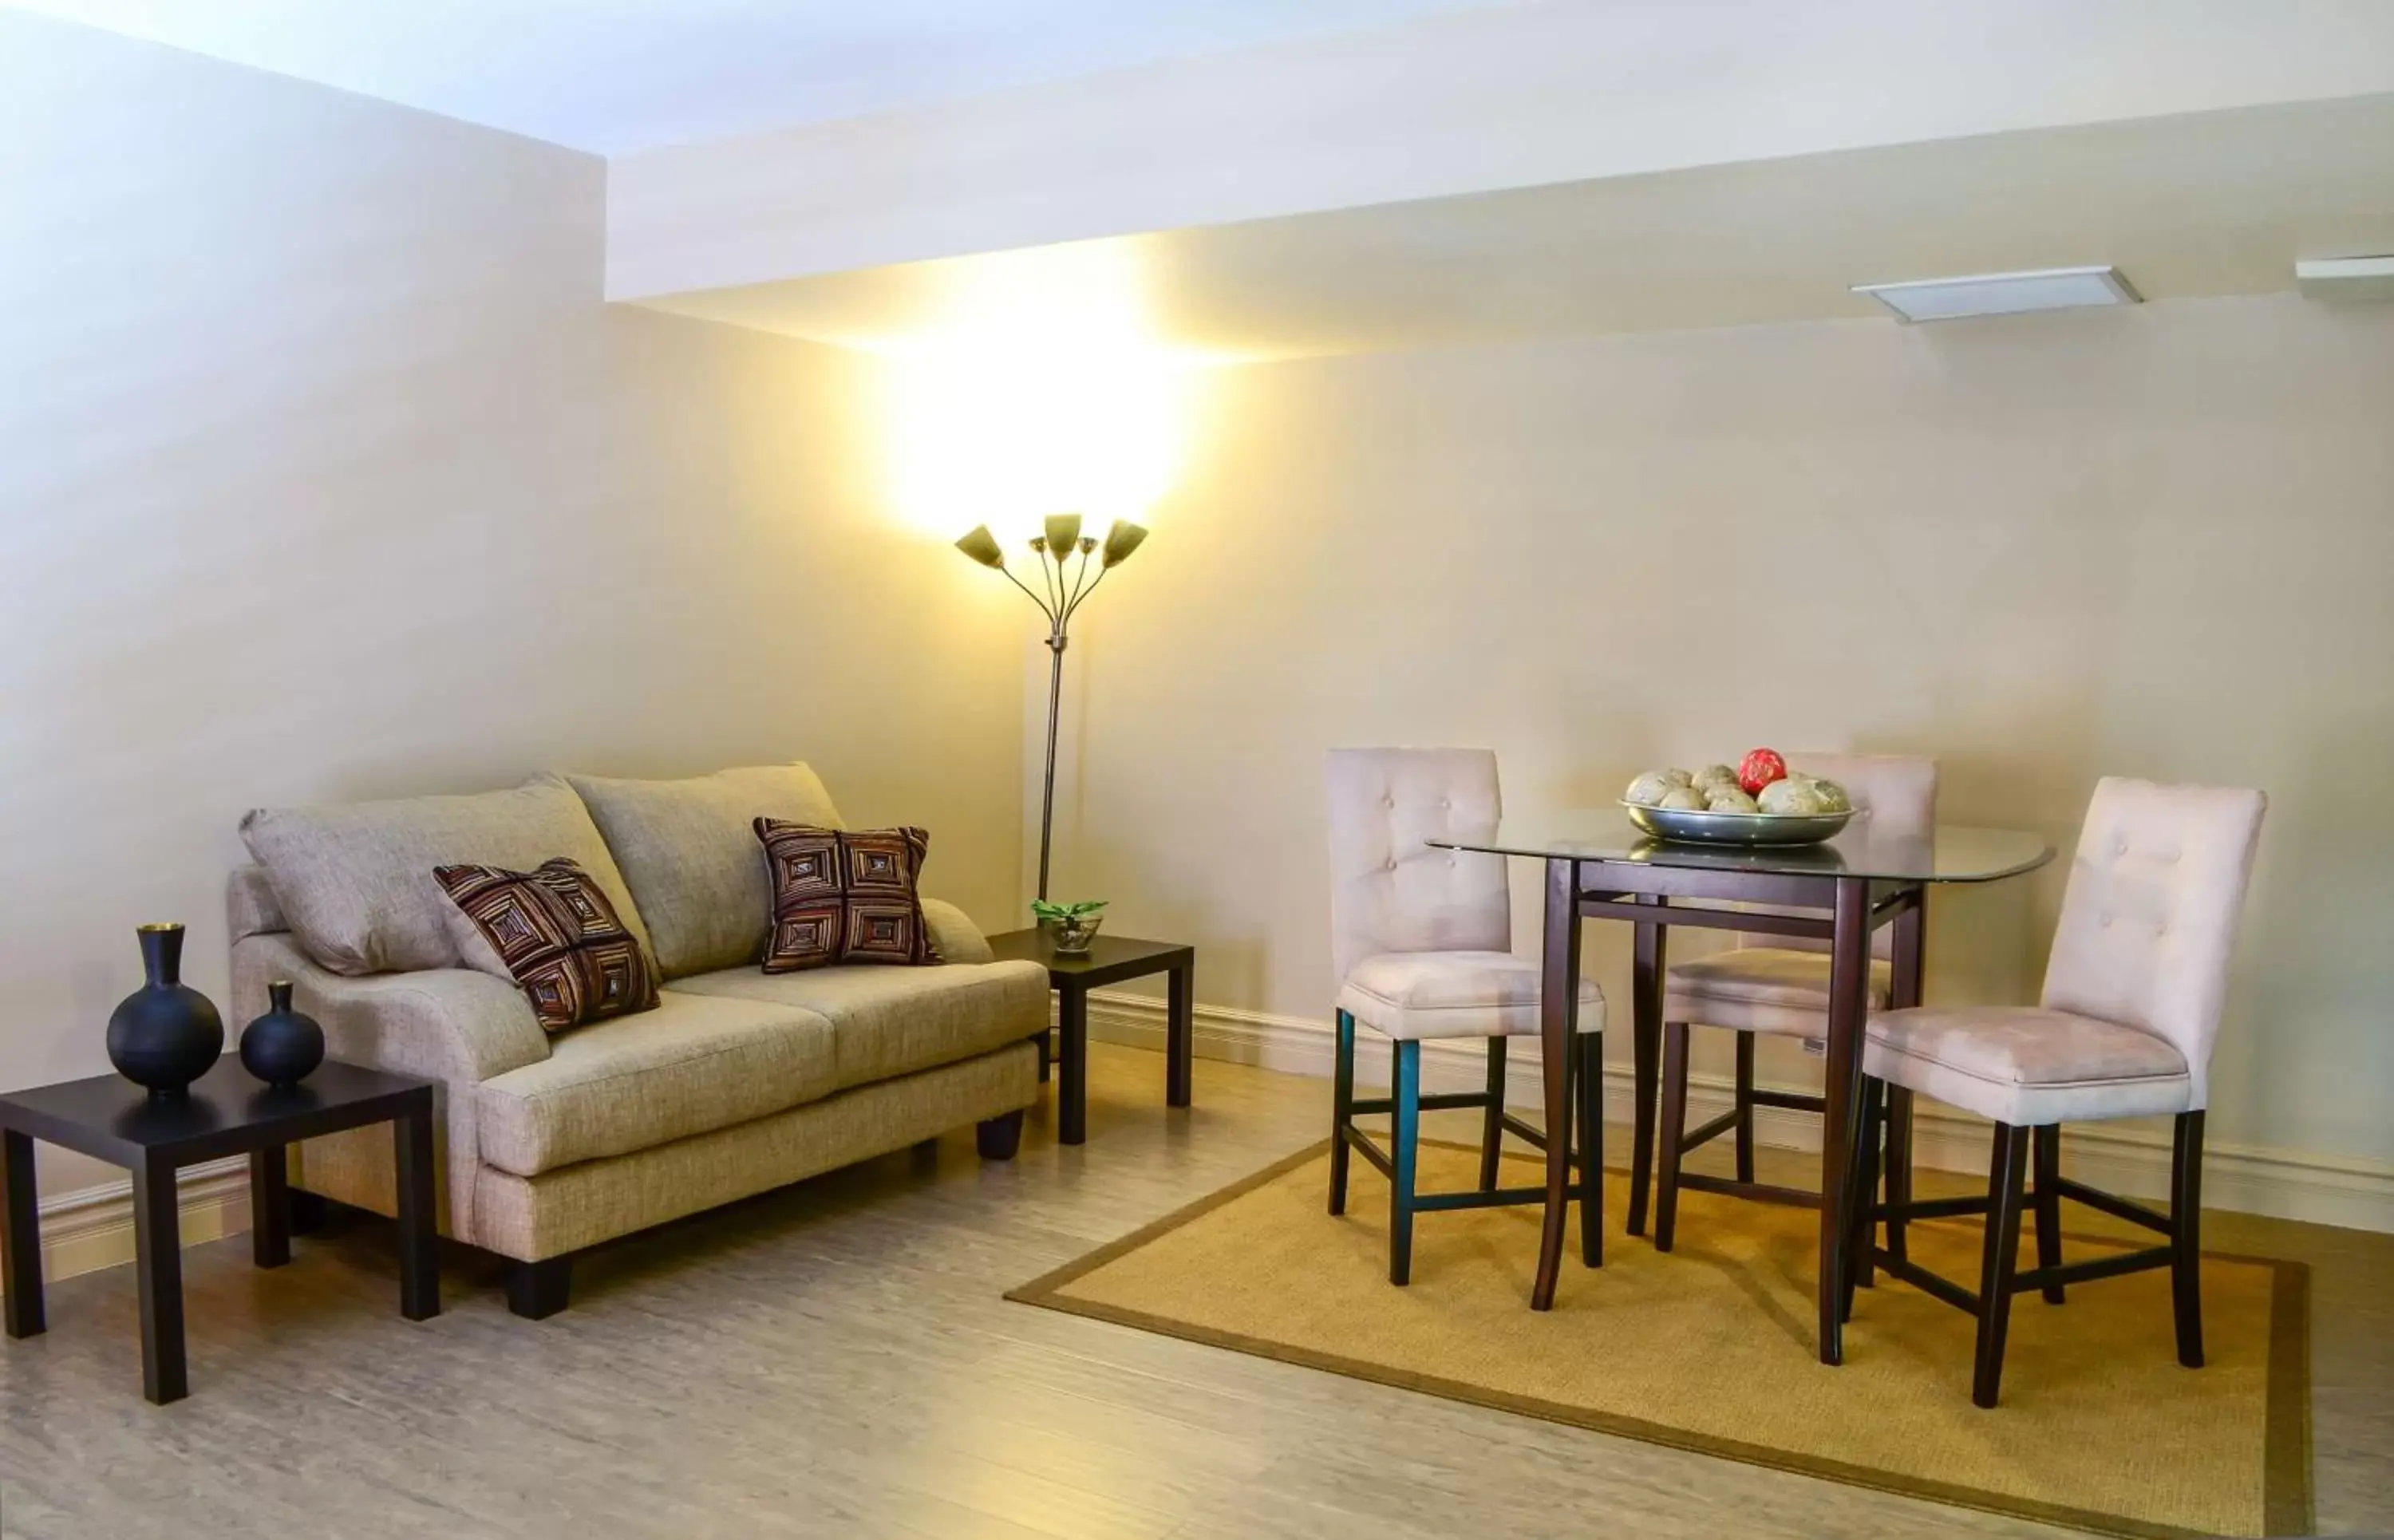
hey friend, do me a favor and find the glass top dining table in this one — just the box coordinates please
[1428,815,2055,1362]
[1434,815,2053,885]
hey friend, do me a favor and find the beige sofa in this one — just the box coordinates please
[227,763,1045,1317]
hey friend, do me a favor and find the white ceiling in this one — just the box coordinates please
[638,95,2394,361]
[5,0,1497,154]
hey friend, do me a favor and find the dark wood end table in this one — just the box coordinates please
[0,1059,439,1404]
[985,930,1195,1146]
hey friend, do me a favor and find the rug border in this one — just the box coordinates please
[1007,1139,2315,1540]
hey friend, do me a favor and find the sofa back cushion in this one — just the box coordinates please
[567,764,845,979]
[240,775,653,977]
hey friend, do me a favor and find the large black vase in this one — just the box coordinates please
[106,923,223,1100]
[239,979,325,1091]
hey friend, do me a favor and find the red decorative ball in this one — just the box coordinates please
[1738,748,1788,796]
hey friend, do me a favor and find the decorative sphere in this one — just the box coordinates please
[1625,772,1677,806]
[1738,748,1789,796]
[1760,779,1830,815]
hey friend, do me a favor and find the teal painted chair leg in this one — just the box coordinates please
[1389,1039,1421,1285]
[1328,1009,1356,1216]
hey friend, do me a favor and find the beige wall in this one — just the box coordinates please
[0,14,1023,1198]
[1050,293,2394,1173]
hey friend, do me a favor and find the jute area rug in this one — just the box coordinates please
[1009,1141,2310,1539]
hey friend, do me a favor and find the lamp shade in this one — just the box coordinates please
[1100,519,1149,568]
[1043,513,1084,555]
[954,525,1006,568]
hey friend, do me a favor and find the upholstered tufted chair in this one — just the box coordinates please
[1325,748,1606,1285]
[1858,776,2266,1407]
[1652,754,1938,1251]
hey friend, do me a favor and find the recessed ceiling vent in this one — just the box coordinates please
[1852,266,2141,323]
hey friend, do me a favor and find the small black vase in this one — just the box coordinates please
[106,923,224,1101]
[239,979,325,1091]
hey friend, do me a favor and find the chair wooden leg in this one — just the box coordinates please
[2172,1110,2206,1368]
[2032,1123,2065,1304]
[1479,1036,1507,1192]
[1841,1076,1882,1321]
[1328,1010,1355,1217]
[1733,1032,1756,1184]
[1653,1022,1690,1253]
[1389,1040,1420,1286]
[1577,1029,1604,1267]
[1973,1123,2031,1408]
[1882,1085,1914,1266]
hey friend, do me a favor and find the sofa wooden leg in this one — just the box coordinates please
[976,1109,1025,1161]
[505,1257,572,1320]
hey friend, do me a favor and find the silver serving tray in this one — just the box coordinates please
[1620,799,1855,847]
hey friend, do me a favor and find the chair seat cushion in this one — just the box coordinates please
[476,990,838,1177]
[670,960,1049,1090]
[1665,948,1890,1037]
[1864,1005,2192,1126]
[1337,951,1605,1041]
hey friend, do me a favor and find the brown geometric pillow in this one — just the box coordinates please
[754,819,938,972]
[433,857,659,1032]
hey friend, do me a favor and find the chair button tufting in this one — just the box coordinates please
[2114,839,2130,856]
[2100,913,2114,927]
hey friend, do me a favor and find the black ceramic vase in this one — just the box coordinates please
[239,979,325,1091]
[106,922,224,1100]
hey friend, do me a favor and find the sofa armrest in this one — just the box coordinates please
[921,897,994,965]
[231,934,547,1249]
[231,932,550,1084]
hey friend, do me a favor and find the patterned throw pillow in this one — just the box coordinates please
[753,819,938,972]
[433,857,659,1032]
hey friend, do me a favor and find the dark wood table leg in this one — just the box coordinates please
[249,1146,290,1270]
[1058,985,1089,1146]
[1626,896,1668,1238]
[1815,876,1874,1366]
[1166,961,1194,1108]
[394,1105,440,1321]
[2,1129,45,1339]
[1884,893,1926,1264]
[131,1153,188,1404]
[1531,858,1582,1311]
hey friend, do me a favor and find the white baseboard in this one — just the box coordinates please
[14,992,2385,1297]
[1085,990,2394,1234]
[0,1157,252,1297]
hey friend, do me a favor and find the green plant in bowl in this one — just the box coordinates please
[1032,899,1108,955]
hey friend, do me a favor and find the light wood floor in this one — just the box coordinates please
[2,1044,2388,1538]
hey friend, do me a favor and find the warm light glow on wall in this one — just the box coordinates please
[875,242,1197,548]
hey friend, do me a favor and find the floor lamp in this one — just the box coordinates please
[954,512,1149,902]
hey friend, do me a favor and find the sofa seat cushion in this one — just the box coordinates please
[565,764,845,979]
[475,991,837,1177]
[670,960,1049,1090]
